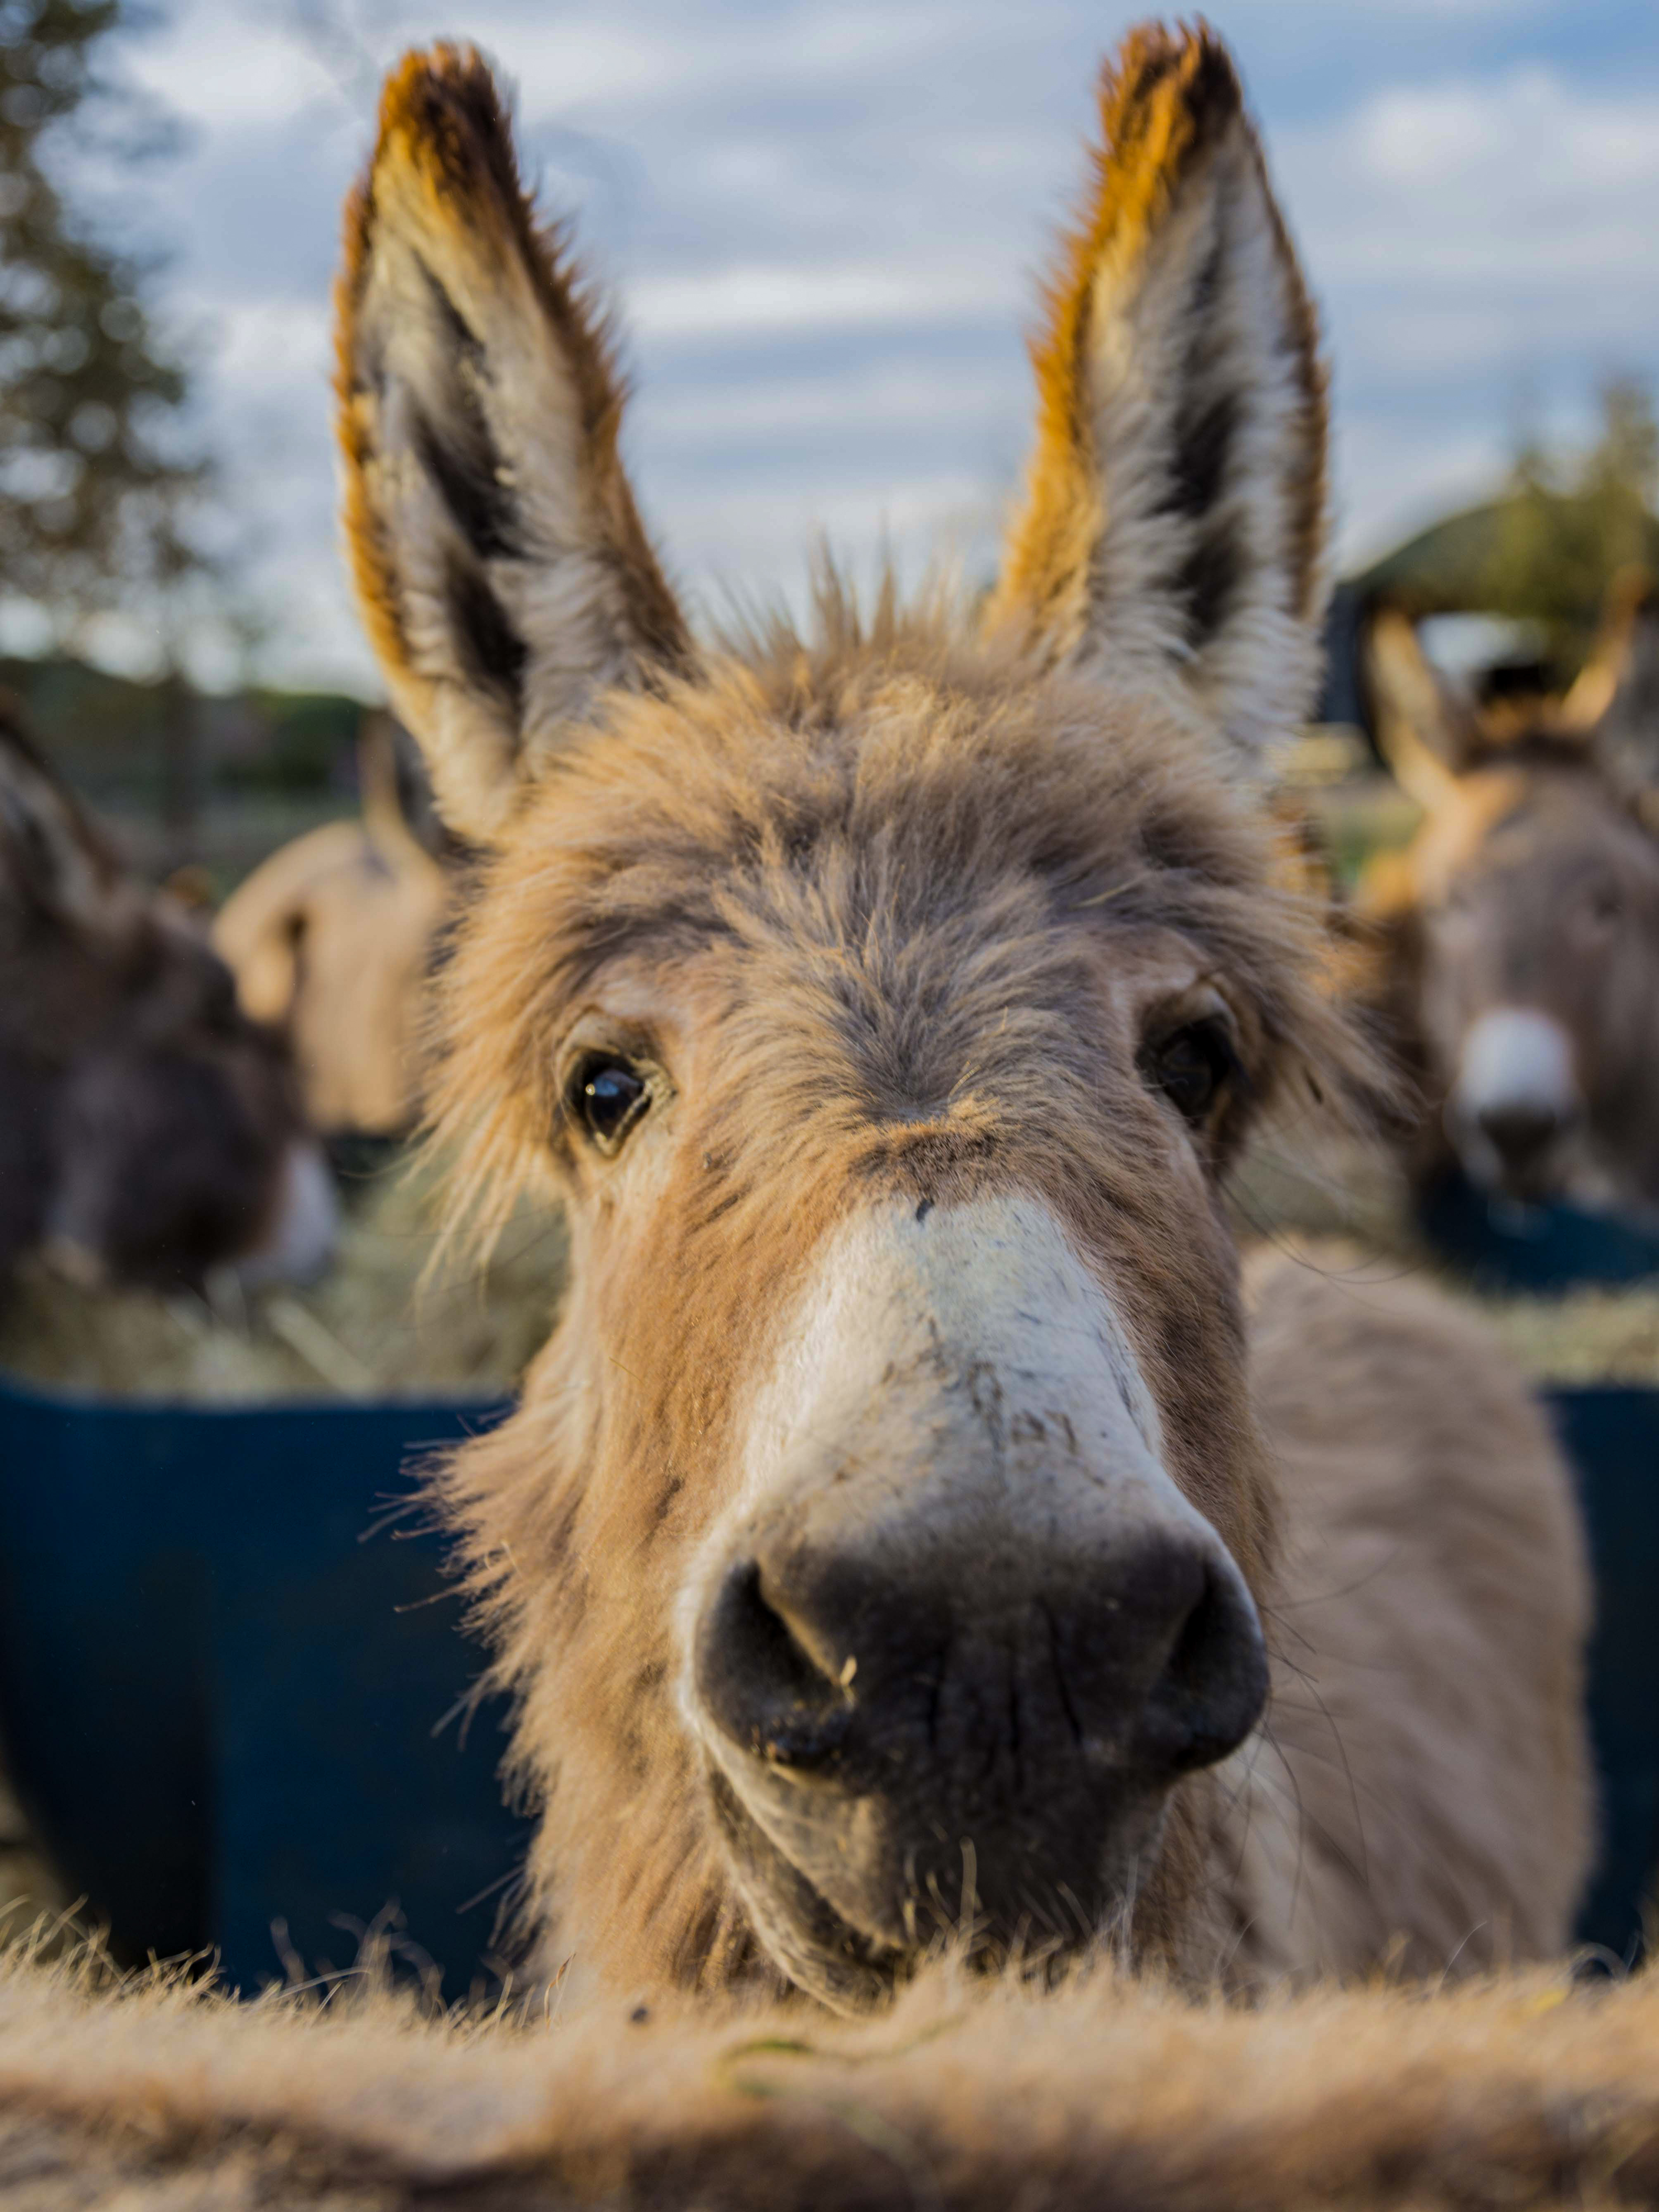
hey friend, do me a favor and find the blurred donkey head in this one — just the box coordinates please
[0,706,335,1290]
[1361,576,1659,1219]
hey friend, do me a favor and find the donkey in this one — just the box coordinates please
[0,704,337,1289]
[336,27,1590,2010]
[213,716,451,1138]
[1359,578,1659,1218]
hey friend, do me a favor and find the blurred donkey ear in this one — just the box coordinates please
[984,24,1328,774]
[1559,567,1659,790]
[335,45,691,844]
[1362,605,1478,816]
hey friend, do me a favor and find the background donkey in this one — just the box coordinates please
[0,703,335,1289]
[1359,575,1659,1217]
[212,716,451,1139]
[334,26,1589,2009]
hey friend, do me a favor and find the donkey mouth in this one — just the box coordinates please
[690,1515,1267,2006]
[703,1739,1176,2012]
[708,1765,903,2010]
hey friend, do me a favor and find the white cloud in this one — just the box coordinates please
[122,12,340,129]
[638,359,1025,447]
[1281,66,1659,312]
[1352,68,1659,193]
[630,260,1006,343]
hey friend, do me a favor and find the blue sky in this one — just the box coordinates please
[70,1,1659,691]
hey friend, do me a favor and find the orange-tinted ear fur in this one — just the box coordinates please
[335,45,689,844]
[1361,606,1475,818]
[1561,567,1659,789]
[985,24,1327,774]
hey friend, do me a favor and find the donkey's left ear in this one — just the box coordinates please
[1560,568,1659,787]
[984,24,1327,776]
[336,45,691,845]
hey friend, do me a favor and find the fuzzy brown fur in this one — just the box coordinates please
[425,604,1365,1996]
[316,20,1594,2009]
[0,1951,1657,2210]
[0,24,1608,2193]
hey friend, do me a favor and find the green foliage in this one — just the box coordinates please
[0,0,205,631]
[0,652,364,812]
[1479,380,1659,672]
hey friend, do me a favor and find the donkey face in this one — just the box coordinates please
[0,712,336,1289]
[337,27,1349,2005]
[1364,593,1659,1215]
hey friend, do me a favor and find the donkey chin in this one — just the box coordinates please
[678,1194,1269,2010]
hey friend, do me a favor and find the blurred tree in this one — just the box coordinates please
[1480,380,1659,672]
[0,0,206,643]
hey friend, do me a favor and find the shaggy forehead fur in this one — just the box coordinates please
[431,593,1355,1224]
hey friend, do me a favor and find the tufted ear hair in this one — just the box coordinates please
[1559,568,1659,788]
[984,24,1328,775]
[335,45,691,845]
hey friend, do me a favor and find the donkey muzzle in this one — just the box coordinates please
[694,1514,1265,1968]
[684,1194,1269,1999]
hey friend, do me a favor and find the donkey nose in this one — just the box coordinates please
[694,1526,1266,1788]
[1477,1100,1562,1179]
[695,1558,856,1770]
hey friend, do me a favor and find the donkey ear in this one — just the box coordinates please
[1560,568,1659,786]
[0,704,126,930]
[1362,607,1478,816]
[335,46,691,845]
[984,25,1327,774]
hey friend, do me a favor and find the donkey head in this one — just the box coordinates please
[337,25,1353,2007]
[1362,580,1659,1216]
[0,708,336,1289]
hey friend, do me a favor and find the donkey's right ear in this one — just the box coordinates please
[335,46,691,845]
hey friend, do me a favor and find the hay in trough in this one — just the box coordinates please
[0,1946,1656,2210]
[0,1151,566,1403]
[1472,1283,1659,1385]
[1231,1122,1659,1382]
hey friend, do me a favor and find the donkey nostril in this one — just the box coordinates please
[695,1559,851,1770]
[1135,1558,1267,1775]
[1477,1101,1562,1177]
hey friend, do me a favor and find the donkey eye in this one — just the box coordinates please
[1139,1019,1238,1124]
[570,1056,649,1155]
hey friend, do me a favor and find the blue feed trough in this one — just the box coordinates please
[0,1375,1652,1987]
[0,1381,528,1996]
[1419,1168,1659,1292]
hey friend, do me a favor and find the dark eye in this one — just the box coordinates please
[1139,1019,1238,1125]
[570,1055,649,1155]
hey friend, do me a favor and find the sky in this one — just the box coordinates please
[63,0,1659,693]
